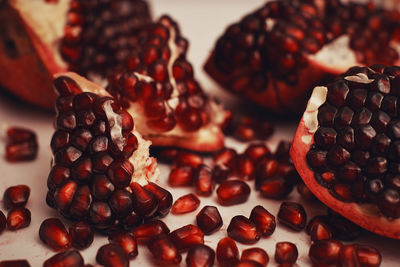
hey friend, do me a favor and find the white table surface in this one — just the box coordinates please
[0,0,399,266]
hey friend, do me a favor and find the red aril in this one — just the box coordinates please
[186,244,215,267]
[169,224,204,251]
[96,244,129,267]
[130,182,158,218]
[196,205,223,235]
[241,247,269,267]
[3,185,30,210]
[39,218,72,251]
[194,164,214,196]
[339,244,360,267]
[214,148,237,167]
[309,239,343,265]
[244,143,271,162]
[227,215,261,244]
[277,202,307,231]
[216,180,250,206]
[355,244,382,267]
[5,127,38,162]
[132,220,170,243]
[43,250,84,267]
[175,152,204,168]
[143,182,173,218]
[108,230,138,259]
[122,212,143,231]
[147,234,182,264]
[69,221,94,250]
[309,221,333,242]
[216,237,240,266]
[6,207,31,230]
[274,242,298,264]
[172,193,200,214]
[249,205,276,237]
[169,165,195,187]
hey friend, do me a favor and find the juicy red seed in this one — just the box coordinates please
[310,221,333,242]
[122,212,143,231]
[339,245,360,267]
[6,140,38,162]
[7,207,31,230]
[107,159,133,189]
[244,143,271,162]
[258,177,293,199]
[274,242,298,264]
[355,244,382,267]
[0,260,30,267]
[196,205,223,235]
[89,201,113,229]
[235,154,255,179]
[194,164,214,196]
[130,182,158,218]
[43,250,84,267]
[156,148,179,163]
[0,211,6,234]
[306,215,330,234]
[309,239,343,265]
[143,182,173,217]
[108,230,138,259]
[96,244,129,267]
[216,237,239,265]
[234,260,264,267]
[172,193,200,214]
[69,221,94,250]
[175,152,203,168]
[214,148,237,167]
[297,181,316,201]
[169,224,204,251]
[169,165,195,186]
[148,234,182,264]
[39,218,72,251]
[212,164,232,184]
[108,190,133,219]
[277,202,307,231]
[241,247,269,267]
[227,215,261,244]
[249,205,276,237]
[132,220,170,243]
[3,185,30,210]
[186,244,215,267]
[216,180,251,206]
[7,127,35,143]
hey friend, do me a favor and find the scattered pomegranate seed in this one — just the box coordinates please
[108,230,138,259]
[96,244,129,267]
[0,211,6,234]
[235,154,255,180]
[143,182,173,218]
[5,127,38,162]
[130,182,158,218]
[172,193,200,214]
[196,205,223,235]
[309,221,333,242]
[175,151,203,168]
[214,148,237,167]
[3,185,30,210]
[43,250,84,267]
[257,177,293,199]
[147,234,182,264]
[227,215,261,244]
[274,242,298,264]
[306,215,330,234]
[355,244,382,267]
[309,239,343,265]
[194,164,214,196]
[241,247,269,267]
[216,237,240,266]
[169,165,195,186]
[212,164,232,184]
[39,218,72,251]
[244,143,271,162]
[132,220,170,243]
[234,124,256,141]
[249,205,276,237]
[216,180,250,206]
[169,224,204,251]
[69,221,94,250]
[122,212,143,231]
[186,244,215,267]
[7,207,31,230]
[0,260,30,267]
[339,244,360,267]
[277,202,307,231]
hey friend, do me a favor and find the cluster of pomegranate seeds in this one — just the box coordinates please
[43,250,84,267]
[171,193,200,214]
[186,244,215,267]
[196,205,223,235]
[39,218,72,251]
[5,127,38,162]
[306,65,400,218]
[1,185,31,232]
[223,115,275,142]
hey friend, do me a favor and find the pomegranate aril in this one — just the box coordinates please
[172,193,200,214]
[69,221,94,250]
[186,244,215,267]
[7,207,31,230]
[0,211,6,235]
[130,182,158,218]
[169,165,195,186]
[43,250,84,267]
[89,201,113,229]
[196,205,223,235]
[309,239,343,265]
[216,237,240,265]
[5,127,38,162]
[227,215,261,244]
[241,247,269,267]
[107,159,133,189]
[214,148,237,167]
[143,182,173,218]
[258,176,293,199]
[108,230,138,259]
[96,244,129,267]
[339,244,360,267]
[212,164,232,184]
[217,180,250,206]
[235,154,255,180]
[175,151,204,168]
[249,205,276,237]
[108,189,133,219]
[244,143,271,162]
[147,234,182,264]
[194,164,214,196]
[309,221,333,242]
[277,202,307,231]
[169,224,204,251]
[297,181,316,201]
[3,185,30,210]
[355,244,382,267]
[122,212,143,231]
[132,220,170,243]
[274,242,298,264]
[39,218,72,251]
[328,213,363,241]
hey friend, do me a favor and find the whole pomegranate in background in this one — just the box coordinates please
[291,64,400,239]
[204,0,400,114]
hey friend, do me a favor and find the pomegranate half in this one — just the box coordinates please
[291,65,400,239]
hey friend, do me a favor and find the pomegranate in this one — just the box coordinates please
[227,215,261,244]
[186,244,215,267]
[205,0,400,114]
[169,224,204,251]
[291,65,400,238]
[171,193,200,214]
[43,250,84,267]
[1,1,227,152]
[216,237,240,266]
[240,248,269,267]
[4,127,38,162]
[249,205,276,237]
[108,230,138,259]
[274,242,298,264]
[6,207,31,230]
[39,218,72,251]
[132,220,170,243]
[96,244,129,267]
[196,205,223,235]
[3,185,30,210]
[69,221,94,250]
[147,234,182,264]
[277,202,307,231]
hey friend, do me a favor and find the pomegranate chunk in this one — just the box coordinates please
[274,242,298,264]
[132,220,170,243]
[186,244,215,267]
[249,205,276,237]
[96,244,129,267]
[43,250,84,267]
[277,202,307,231]
[39,218,72,251]
[227,215,261,244]
[108,230,138,259]
[309,239,343,265]
[5,127,38,162]
[7,207,31,230]
[147,234,182,264]
[196,205,223,235]
[69,221,94,250]
[216,237,239,266]
[216,180,251,206]
[241,247,269,267]
[0,260,30,267]
[169,224,204,251]
[3,185,30,210]
[172,193,200,214]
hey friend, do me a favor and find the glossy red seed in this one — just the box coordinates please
[258,177,293,199]
[227,215,261,244]
[275,242,298,264]
[172,193,200,214]
[96,244,129,267]
[169,224,204,251]
[169,165,195,186]
[186,244,215,267]
[148,234,182,264]
[7,207,31,230]
[214,148,237,167]
[244,143,271,162]
[277,202,307,231]
[216,180,250,206]
[339,245,360,267]
[0,211,6,234]
[212,164,232,184]
[5,127,38,162]
[249,205,276,237]
[132,220,170,243]
[309,239,343,265]
[234,125,256,141]
[107,159,133,189]
[306,215,330,234]
[175,152,203,168]
[216,237,240,265]
[194,164,214,196]
[43,250,84,267]
[130,182,158,218]
[108,230,138,259]
[355,244,382,267]
[297,181,316,201]
[122,212,143,231]
[143,182,173,217]
[69,221,94,249]
[241,247,269,267]
[3,185,30,210]
[39,218,72,251]
[196,205,223,235]
[310,221,333,242]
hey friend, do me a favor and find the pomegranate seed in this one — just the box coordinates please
[214,148,237,167]
[244,143,271,162]
[69,221,94,249]
[7,207,31,230]
[212,164,232,184]
[143,182,173,217]
[258,177,293,199]
[297,181,316,201]
[5,127,38,162]
[216,180,250,206]
[277,202,307,231]
[175,151,203,168]
[122,212,143,231]
[234,260,264,267]
[132,220,170,243]
[3,185,30,210]
[169,224,204,251]
[96,244,129,267]
[309,239,343,265]
[234,124,256,141]
[309,221,333,241]
[130,182,158,218]
[355,244,382,267]
[241,247,269,267]
[328,213,363,241]
[0,211,6,235]
[274,242,298,264]
[157,148,179,163]
[339,244,360,267]
[196,205,223,235]
[147,234,182,264]
[306,215,330,234]
[227,215,261,244]
[186,244,215,267]
[169,165,195,186]
[43,250,84,267]
[172,193,200,214]
[249,205,276,237]
[108,230,138,259]
[39,218,72,251]
[194,164,214,196]
[216,237,239,265]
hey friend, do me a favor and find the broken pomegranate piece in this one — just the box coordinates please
[205,0,400,114]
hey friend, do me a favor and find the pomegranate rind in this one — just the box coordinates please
[290,86,400,239]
